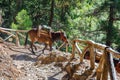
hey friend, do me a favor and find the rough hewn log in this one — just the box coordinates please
[80,46,89,62]
[0,29,20,46]
[0,27,28,32]
[4,34,13,41]
[66,44,68,52]
[96,54,104,80]
[70,41,76,59]
[73,39,120,58]
[89,43,95,69]
[0,29,16,38]
[96,47,117,80]
[101,49,109,80]
[108,53,117,80]
[58,42,65,50]
[0,37,4,42]
[15,32,20,46]
[75,42,82,56]
[71,39,118,80]
[18,32,26,39]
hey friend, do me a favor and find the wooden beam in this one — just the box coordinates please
[0,29,20,46]
[0,27,28,32]
[108,53,117,80]
[70,41,76,59]
[80,46,89,62]
[18,32,26,39]
[75,42,82,55]
[90,44,95,69]
[66,44,68,53]
[0,37,4,42]
[73,39,120,58]
[58,42,65,50]
[101,49,109,80]
[0,29,16,38]
[96,53,104,80]
[4,34,14,41]
[15,31,20,46]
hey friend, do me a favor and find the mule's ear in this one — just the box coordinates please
[60,29,64,32]
[38,25,42,29]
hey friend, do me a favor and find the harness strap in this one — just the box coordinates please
[37,25,52,38]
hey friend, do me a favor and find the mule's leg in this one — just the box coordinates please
[30,43,35,55]
[33,44,37,50]
[49,43,53,51]
[42,43,47,53]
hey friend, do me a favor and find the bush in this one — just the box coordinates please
[11,9,32,30]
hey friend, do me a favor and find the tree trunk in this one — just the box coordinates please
[16,0,22,12]
[13,0,22,23]
[48,0,54,27]
[0,12,2,25]
[60,6,64,22]
[106,3,114,46]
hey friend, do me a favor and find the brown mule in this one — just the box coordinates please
[24,28,68,55]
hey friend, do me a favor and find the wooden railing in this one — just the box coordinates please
[0,27,28,46]
[70,39,120,80]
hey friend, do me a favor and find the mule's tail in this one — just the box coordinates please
[24,32,28,47]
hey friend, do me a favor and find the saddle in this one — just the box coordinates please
[41,25,51,32]
[37,25,52,38]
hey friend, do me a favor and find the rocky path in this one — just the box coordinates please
[7,44,64,80]
[0,42,120,80]
[12,53,65,80]
[1,42,68,80]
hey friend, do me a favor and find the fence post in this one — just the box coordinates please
[66,44,68,53]
[15,31,20,46]
[101,47,109,80]
[90,44,95,69]
[70,41,75,60]
[80,46,89,63]
[96,56,104,80]
[108,52,117,80]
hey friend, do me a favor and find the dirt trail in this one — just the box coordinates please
[0,42,68,80]
[0,42,120,80]
[12,53,66,80]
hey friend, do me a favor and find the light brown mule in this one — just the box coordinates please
[24,28,68,55]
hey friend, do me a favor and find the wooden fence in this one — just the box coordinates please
[0,27,28,46]
[70,39,120,80]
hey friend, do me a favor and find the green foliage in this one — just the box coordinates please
[1,0,120,49]
[11,9,32,30]
[11,22,18,29]
[24,0,50,26]
[65,1,101,41]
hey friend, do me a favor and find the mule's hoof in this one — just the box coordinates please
[32,52,36,55]
[42,50,44,54]
[35,48,37,51]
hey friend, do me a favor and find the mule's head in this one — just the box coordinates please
[59,30,68,43]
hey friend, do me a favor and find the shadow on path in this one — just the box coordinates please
[48,71,62,80]
[10,54,37,62]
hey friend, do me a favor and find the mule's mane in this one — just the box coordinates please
[51,31,63,41]
[51,32,61,41]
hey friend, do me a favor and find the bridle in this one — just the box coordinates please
[60,31,68,43]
